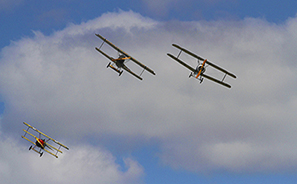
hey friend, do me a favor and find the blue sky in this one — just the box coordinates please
[1,0,297,48]
[1,0,297,184]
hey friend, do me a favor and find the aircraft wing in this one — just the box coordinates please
[21,135,37,146]
[46,142,63,154]
[172,44,204,61]
[172,44,236,79]
[22,129,59,152]
[43,147,59,158]
[205,60,236,78]
[122,65,143,80]
[129,57,156,75]
[95,47,115,63]
[167,53,196,72]
[22,128,38,140]
[201,73,231,88]
[95,34,156,75]
[23,122,69,150]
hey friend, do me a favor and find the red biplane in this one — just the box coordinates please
[21,122,69,158]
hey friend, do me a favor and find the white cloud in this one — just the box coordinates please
[0,133,144,184]
[1,11,297,174]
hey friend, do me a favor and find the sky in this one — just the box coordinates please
[1,0,297,183]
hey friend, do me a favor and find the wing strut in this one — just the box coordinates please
[95,33,156,76]
[140,68,145,76]
[98,39,105,50]
[168,44,236,88]
[222,73,227,82]
[177,50,182,58]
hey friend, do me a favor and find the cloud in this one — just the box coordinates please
[0,132,144,184]
[1,10,297,174]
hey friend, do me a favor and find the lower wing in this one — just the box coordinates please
[95,47,115,63]
[201,74,231,88]
[167,53,196,72]
[122,65,143,80]
[21,135,36,146]
[43,148,58,158]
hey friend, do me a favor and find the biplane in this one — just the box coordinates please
[21,122,69,158]
[95,33,156,80]
[167,44,236,88]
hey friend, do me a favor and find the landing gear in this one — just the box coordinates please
[40,152,43,157]
[107,62,123,76]
[29,146,32,150]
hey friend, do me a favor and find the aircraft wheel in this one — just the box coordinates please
[29,146,32,150]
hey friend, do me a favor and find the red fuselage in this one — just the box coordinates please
[35,138,45,149]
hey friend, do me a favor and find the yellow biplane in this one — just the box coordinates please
[21,122,69,158]
[95,33,156,80]
[167,44,236,88]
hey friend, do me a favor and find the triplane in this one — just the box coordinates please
[95,33,156,80]
[21,122,69,158]
[167,44,236,88]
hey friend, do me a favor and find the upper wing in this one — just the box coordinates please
[95,34,156,75]
[95,47,143,80]
[201,73,231,88]
[205,60,236,78]
[22,128,38,140]
[167,53,196,72]
[172,44,204,61]
[23,122,69,150]
[172,44,236,79]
